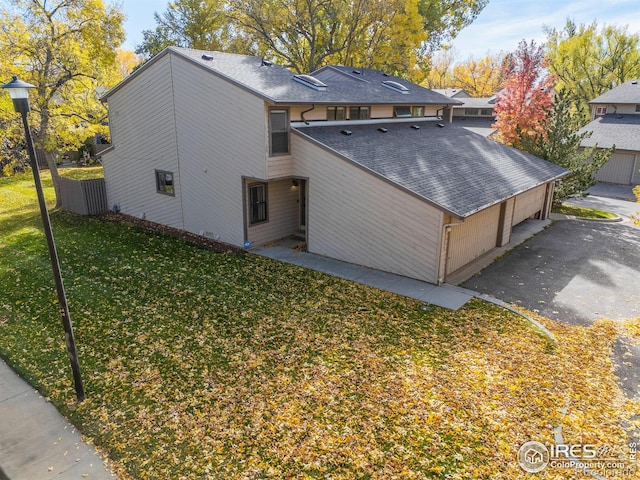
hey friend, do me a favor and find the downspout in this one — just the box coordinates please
[300,104,316,125]
[439,221,464,284]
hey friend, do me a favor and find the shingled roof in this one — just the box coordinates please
[293,120,567,219]
[589,80,640,104]
[103,47,459,107]
[579,114,640,151]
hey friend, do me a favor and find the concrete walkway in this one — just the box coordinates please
[0,359,116,480]
[255,218,552,311]
[255,242,475,310]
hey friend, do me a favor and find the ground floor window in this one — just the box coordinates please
[249,183,267,224]
[155,169,175,196]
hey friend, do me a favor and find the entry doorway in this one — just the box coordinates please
[298,179,307,234]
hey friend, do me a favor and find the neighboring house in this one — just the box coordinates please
[580,80,640,185]
[435,88,497,137]
[101,47,566,284]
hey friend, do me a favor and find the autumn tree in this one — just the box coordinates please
[546,20,640,119]
[493,40,555,146]
[422,48,457,89]
[451,52,506,96]
[0,0,125,205]
[139,0,487,77]
[516,90,614,206]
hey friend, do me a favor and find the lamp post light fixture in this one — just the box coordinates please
[1,76,85,402]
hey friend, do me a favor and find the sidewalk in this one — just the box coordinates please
[0,359,116,480]
[254,241,476,310]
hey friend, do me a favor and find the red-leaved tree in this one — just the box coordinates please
[493,40,555,146]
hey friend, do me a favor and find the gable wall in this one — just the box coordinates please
[170,54,270,245]
[102,54,184,228]
[291,134,444,283]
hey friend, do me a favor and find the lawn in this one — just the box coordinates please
[0,172,638,479]
[554,203,618,219]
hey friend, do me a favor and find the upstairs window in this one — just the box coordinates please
[249,183,268,224]
[327,106,346,121]
[155,170,175,196]
[349,106,370,120]
[595,106,607,116]
[412,106,425,117]
[636,105,640,112]
[394,106,412,118]
[269,109,289,155]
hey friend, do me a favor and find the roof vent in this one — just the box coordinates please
[340,130,352,136]
[293,74,327,91]
[352,69,361,75]
[382,80,409,94]
[201,54,214,61]
[410,124,420,130]
[378,127,388,133]
[261,58,273,67]
[437,123,445,128]
[632,80,638,85]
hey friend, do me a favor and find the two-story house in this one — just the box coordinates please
[580,80,640,185]
[100,47,566,284]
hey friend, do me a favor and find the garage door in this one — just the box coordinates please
[512,185,545,226]
[595,153,635,185]
[446,204,501,275]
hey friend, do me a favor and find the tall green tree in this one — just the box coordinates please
[0,0,125,205]
[546,20,640,119]
[418,0,487,54]
[136,0,247,58]
[516,90,614,207]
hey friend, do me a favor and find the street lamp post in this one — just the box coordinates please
[1,76,85,402]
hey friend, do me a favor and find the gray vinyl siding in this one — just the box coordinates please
[102,54,184,228]
[292,135,443,283]
[169,54,269,245]
[247,179,299,245]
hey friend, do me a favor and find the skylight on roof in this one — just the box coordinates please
[293,74,327,91]
[382,80,409,94]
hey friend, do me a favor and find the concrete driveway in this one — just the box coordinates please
[462,194,640,401]
[462,196,640,326]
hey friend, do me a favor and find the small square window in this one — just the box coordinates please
[394,106,412,118]
[596,106,608,116]
[635,105,640,112]
[249,183,267,224]
[155,169,175,196]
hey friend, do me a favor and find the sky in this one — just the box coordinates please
[120,0,640,61]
